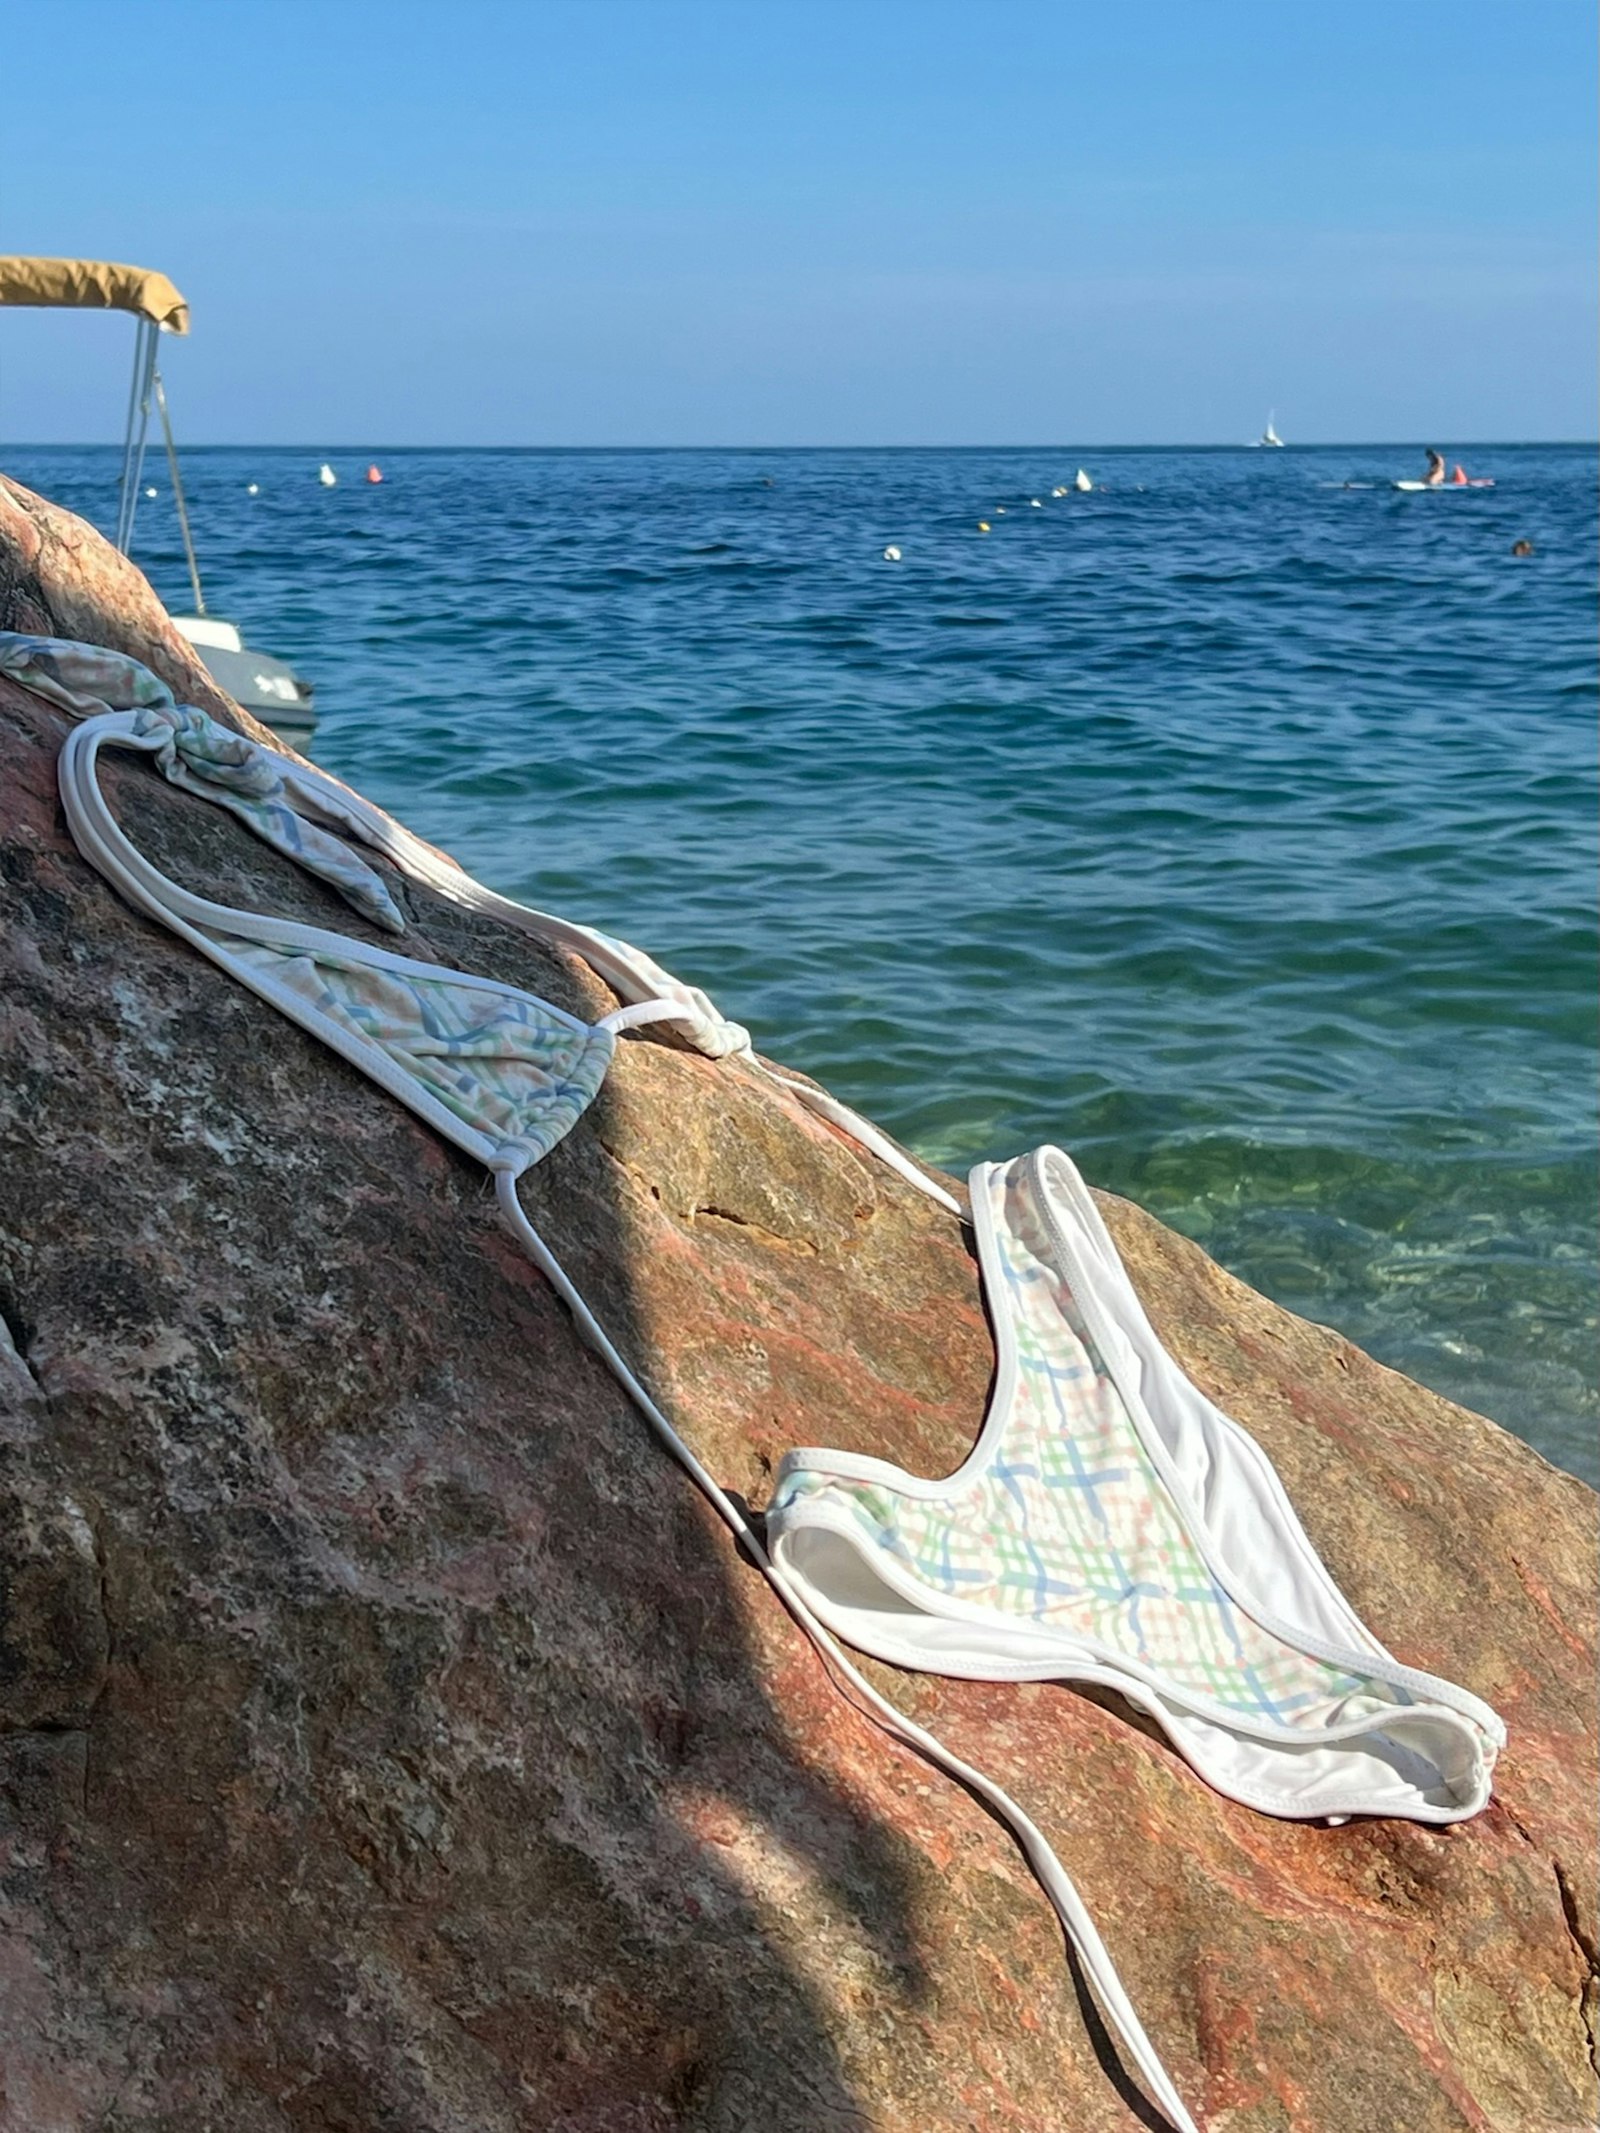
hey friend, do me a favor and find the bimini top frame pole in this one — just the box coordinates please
[153,367,205,614]
[115,317,160,556]
[0,257,191,560]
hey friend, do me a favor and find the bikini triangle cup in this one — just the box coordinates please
[9,631,1503,2133]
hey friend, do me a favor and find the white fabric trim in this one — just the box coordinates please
[33,649,1495,2132]
[57,715,591,1172]
[48,695,1200,2132]
[491,1167,1201,2133]
[762,1071,965,1216]
[770,1149,1500,1825]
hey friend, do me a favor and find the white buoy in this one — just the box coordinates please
[1073,468,1093,493]
[1051,485,1068,497]
[1030,498,1043,507]
[882,545,902,562]
[246,483,260,496]
[144,485,158,498]
[318,462,337,487]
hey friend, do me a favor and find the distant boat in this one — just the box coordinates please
[1253,413,1285,448]
[1073,468,1094,492]
[318,462,338,487]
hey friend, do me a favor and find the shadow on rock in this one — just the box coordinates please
[0,665,939,2131]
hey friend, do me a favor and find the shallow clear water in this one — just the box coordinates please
[10,443,1596,1485]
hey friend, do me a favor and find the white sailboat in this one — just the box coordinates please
[1254,411,1285,448]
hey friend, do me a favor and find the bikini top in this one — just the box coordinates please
[5,630,1504,2133]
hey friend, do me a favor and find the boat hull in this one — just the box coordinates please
[188,636,317,747]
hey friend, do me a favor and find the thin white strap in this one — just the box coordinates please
[492,1167,1199,2133]
[278,755,750,1051]
[57,704,1193,2125]
[596,998,699,1034]
[56,716,517,1170]
[762,1072,965,1217]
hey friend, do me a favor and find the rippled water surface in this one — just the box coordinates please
[12,443,1596,1483]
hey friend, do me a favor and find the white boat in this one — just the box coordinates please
[1254,412,1285,447]
[0,254,316,747]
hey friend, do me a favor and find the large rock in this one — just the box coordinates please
[1,473,1594,2132]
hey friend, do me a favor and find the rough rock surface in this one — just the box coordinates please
[1,473,1595,2133]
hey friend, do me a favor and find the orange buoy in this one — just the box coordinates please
[366,464,384,484]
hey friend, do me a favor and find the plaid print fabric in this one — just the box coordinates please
[5,631,761,1068]
[233,940,615,1167]
[0,634,406,932]
[775,1161,1400,1729]
[7,631,615,1167]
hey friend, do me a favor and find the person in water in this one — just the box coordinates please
[1423,449,1447,487]
[1511,539,1535,557]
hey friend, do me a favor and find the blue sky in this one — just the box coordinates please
[2,0,1593,444]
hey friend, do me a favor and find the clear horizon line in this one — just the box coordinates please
[3,437,1596,454]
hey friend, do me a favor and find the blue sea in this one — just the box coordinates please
[10,443,1597,1486]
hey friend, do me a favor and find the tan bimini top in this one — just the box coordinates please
[0,256,189,333]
